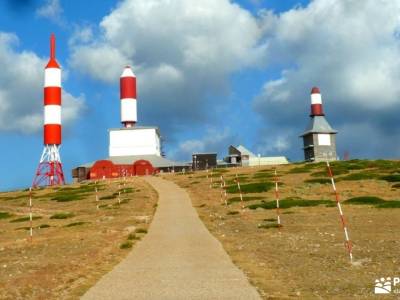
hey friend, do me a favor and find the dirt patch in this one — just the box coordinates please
[166,161,400,298]
[0,178,157,299]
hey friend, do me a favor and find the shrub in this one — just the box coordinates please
[127,233,138,240]
[120,241,133,249]
[0,212,13,219]
[343,196,400,208]
[136,228,148,233]
[337,173,379,181]
[64,221,89,227]
[248,199,332,210]
[10,216,42,223]
[50,212,75,219]
[227,196,264,204]
[343,196,385,205]
[380,175,400,182]
[38,224,50,228]
[227,211,239,215]
[226,182,274,194]
[304,178,331,184]
[99,195,116,200]
[258,223,282,229]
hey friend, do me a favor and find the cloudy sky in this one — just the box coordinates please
[0,0,399,190]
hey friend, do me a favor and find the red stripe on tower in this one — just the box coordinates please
[44,34,62,145]
[120,66,137,128]
[310,86,325,116]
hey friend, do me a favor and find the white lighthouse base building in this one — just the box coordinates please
[109,126,161,157]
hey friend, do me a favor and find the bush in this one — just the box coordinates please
[226,182,274,194]
[127,233,138,240]
[10,216,42,223]
[248,198,332,210]
[343,196,385,205]
[304,178,331,184]
[0,212,13,219]
[50,212,75,219]
[64,221,89,227]
[227,196,264,204]
[258,223,282,229]
[227,211,239,215]
[380,175,400,182]
[337,172,379,181]
[343,196,400,208]
[120,241,133,249]
[136,228,148,233]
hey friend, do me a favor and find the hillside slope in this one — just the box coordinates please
[166,160,400,298]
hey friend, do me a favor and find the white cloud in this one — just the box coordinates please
[0,32,84,134]
[36,0,64,24]
[69,0,267,132]
[253,0,400,159]
[169,127,238,160]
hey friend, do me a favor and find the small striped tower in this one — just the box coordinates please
[300,87,338,162]
[120,66,137,128]
[33,34,65,187]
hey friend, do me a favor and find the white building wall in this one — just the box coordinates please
[248,157,289,166]
[109,128,161,157]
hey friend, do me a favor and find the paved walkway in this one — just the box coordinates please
[82,176,260,300]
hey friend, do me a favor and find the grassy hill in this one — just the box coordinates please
[0,178,157,299]
[166,160,400,299]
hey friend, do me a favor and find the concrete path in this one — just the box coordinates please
[82,176,261,300]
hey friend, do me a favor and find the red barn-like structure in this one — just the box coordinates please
[89,159,157,180]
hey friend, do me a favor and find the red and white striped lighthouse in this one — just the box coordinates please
[310,86,325,116]
[120,66,137,128]
[33,33,65,187]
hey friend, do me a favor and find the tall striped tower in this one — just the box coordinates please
[120,66,137,128]
[33,34,65,187]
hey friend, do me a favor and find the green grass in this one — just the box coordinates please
[248,198,332,210]
[343,196,384,205]
[10,215,42,223]
[50,212,75,219]
[226,182,274,194]
[0,211,13,219]
[227,196,264,204]
[304,178,331,184]
[64,221,89,227]
[380,174,400,182]
[343,196,400,208]
[252,172,274,179]
[287,163,325,174]
[120,241,133,249]
[337,172,379,181]
[46,184,102,202]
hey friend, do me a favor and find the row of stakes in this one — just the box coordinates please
[206,162,353,263]
[27,176,131,243]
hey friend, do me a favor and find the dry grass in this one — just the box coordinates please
[165,161,400,299]
[0,178,157,299]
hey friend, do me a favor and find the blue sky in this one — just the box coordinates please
[0,0,399,191]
